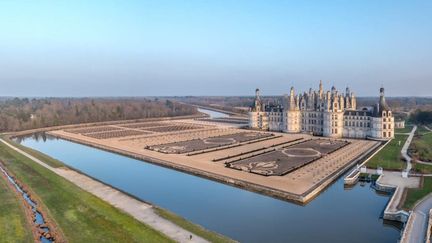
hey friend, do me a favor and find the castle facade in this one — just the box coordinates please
[249,81,394,140]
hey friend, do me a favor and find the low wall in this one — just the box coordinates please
[302,142,382,203]
[375,178,410,222]
[344,168,360,185]
[399,213,415,243]
[427,209,432,243]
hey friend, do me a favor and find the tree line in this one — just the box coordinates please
[0,98,197,132]
[410,110,432,125]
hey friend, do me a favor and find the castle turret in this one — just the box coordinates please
[319,80,323,98]
[350,92,356,110]
[253,88,262,112]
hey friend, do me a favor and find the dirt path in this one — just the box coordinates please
[0,139,208,243]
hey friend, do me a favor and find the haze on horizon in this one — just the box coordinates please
[0,1,431,97]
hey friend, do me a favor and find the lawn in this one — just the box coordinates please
[0,171,34,243]
[416,126,431,135]
[413,163,432,174]
[0,141,173,243]
[410,127,432,161]
[395,125,413,134]
[403,177,432,210]
[410,127,432,162]
[367,134,408,170]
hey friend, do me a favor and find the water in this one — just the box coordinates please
[198,108,230,118]
[16,133,401,243]
[0,164,53,242]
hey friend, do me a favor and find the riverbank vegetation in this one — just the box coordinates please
[154,207,236,243]
[0,98,196,132]
[403,177,432,210]
[0,170,34,243]
[367,134,408,170]
[0,141,173,242]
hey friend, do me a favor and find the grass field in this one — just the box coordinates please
[155,207,236,243]
[395,126,413,134]
[403,177,432,210]
[416,126,431,135]
[0,141,173,243]
[367,134,408,170]
[0,171,34,243]
[413,163,432,174]
[410,127,432,163]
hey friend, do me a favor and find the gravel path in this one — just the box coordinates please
[1,139,209,243]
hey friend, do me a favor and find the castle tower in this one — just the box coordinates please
[253,88,262,112]
[344,87,351,109]
[283,87,301,133]
[319,80,323,98]
[350,92,356,110]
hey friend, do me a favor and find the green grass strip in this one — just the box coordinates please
[367,134,408,170]
[403,177,432,210]
[0,170,34,243]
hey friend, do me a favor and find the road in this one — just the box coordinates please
[0,138,209,243]
[401,125,432,243]
[405,194,432,243]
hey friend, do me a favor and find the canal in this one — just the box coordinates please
[16,132,401,243]
[197,108,230,118]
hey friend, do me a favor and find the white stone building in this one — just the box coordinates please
[249,81,394,140]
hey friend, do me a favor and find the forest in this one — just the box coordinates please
[0,98,197,132]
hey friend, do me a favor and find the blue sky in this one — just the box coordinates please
[0,1,431,97]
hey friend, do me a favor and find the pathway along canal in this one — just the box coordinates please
[16,133,402,243]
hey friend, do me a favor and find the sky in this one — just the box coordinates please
[0,0,431,97]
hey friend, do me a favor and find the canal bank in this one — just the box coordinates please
[15,133,402,243]
[0,138,222,243]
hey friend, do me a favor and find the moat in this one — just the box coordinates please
[16,131,402,243]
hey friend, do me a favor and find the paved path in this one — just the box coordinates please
[404,194,432,243]
[400,125,432,242]
[0,139,208,243]
[402,125,417,172]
